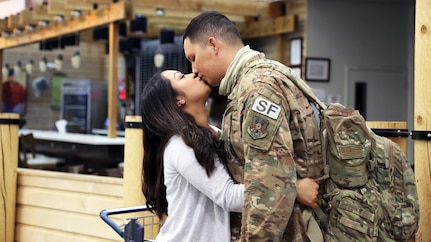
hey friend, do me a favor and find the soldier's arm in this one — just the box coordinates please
[239,89,297,241]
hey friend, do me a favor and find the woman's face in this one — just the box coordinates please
[161,70,211,104]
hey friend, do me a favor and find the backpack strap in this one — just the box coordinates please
[247,59,328,111]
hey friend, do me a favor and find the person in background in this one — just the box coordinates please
[140,70,244,242]
[2,68,26,115]
[183,11,324,241]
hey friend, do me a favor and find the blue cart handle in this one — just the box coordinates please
[100,205,152,238]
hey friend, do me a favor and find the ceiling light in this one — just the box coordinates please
[26,59,34,74]
[71,51,80,69]
[71,10,81,17]
[25,24,36,32]
[54,15,64,22]
[129,14,147,34]
[13,28,23,35]
[38,20,49,28]
[39,57,47,73]
[156,8,165,16]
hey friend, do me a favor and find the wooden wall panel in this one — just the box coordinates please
[15,169,124,241]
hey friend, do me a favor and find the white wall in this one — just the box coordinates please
[307,0,415,158]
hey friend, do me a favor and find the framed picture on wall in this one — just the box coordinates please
[290,38,302,66]
[305,57,330,82]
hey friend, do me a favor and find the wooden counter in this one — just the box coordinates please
[18,129,125,172]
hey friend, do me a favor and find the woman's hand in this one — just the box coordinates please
[296,178,319,208]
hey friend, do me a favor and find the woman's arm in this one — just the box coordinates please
[165,136,244,212]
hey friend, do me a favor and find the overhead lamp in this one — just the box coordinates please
[54,15,64,22]
[71,51,80,69]
[154,51,165,68]
[93,27,108,41]
[71,32,80,69]
[26,59,34,74]
[14,60,23,75]
[156,8,165,17]
[55,54,63,70]
[129,14,147,34]
[71,9,81,17]
[2,63,9,78]
[160,29,175,44]
[38,20,49,28]
[39,57,47,73]
[2,31,10,38]
[25,24,36,32]
[13,28,23,35]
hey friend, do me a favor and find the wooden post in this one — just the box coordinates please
[123,115,160,239]
[0,113,20,242]
[123,115,145,206]
[107,21,119,138]
[414,0,431,240]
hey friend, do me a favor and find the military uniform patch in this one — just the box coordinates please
[251,97,281,120]
[247,116,269,139]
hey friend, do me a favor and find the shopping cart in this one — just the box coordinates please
[100,205,160,242]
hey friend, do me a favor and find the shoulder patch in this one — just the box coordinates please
[251,97,281,120]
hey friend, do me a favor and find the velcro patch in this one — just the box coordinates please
[251,97,281,120]
[247,116,269,139]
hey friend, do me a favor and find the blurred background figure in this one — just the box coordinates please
[2,68,26,115]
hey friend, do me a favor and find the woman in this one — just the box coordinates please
[141,70,243,242]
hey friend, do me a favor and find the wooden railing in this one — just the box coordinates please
[0,115,420,241]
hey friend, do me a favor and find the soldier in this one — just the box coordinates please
[183,11,324,241]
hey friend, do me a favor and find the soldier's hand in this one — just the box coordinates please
[296,178,319,208]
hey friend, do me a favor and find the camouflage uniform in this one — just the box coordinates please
[220,46,323,241]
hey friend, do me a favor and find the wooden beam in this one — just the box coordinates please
[65,0,96,11]
[0,19,7,32]
[31,4,53,22]
[107,21,119,138]
[132,7,247,23]
[48,0,69,16]
[7,14,20,30]
[241,14,296,39]
[19,9,38,26]
[0,1,127,50]
[131,0,282,18]
[414,0,431,240]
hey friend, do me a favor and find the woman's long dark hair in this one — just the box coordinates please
[140,72,226,219]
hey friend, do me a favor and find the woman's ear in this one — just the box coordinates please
[176,97,186,107]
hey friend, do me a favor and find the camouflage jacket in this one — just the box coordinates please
[221,47,323,241]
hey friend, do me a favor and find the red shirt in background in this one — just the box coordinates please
[2,81,26,109]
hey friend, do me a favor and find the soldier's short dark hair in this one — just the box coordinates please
[183,11,243,46]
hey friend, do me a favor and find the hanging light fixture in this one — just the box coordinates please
[39,56,47,73]
[154,51,165,68]
[129,14,147,34]
[2,63,10,78]
[14,60,22,75]
[55,54,63,70]
[26,59,34,74]
[160,28,175,44]
[71,31,80,69]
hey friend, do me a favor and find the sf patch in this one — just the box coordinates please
[244,96,282,151]
[251,97,281,120]
[247,116,269,139]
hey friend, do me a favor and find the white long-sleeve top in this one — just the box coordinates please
[155,135,244,242]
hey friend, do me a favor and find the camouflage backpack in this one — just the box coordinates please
[248,59,420,242]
